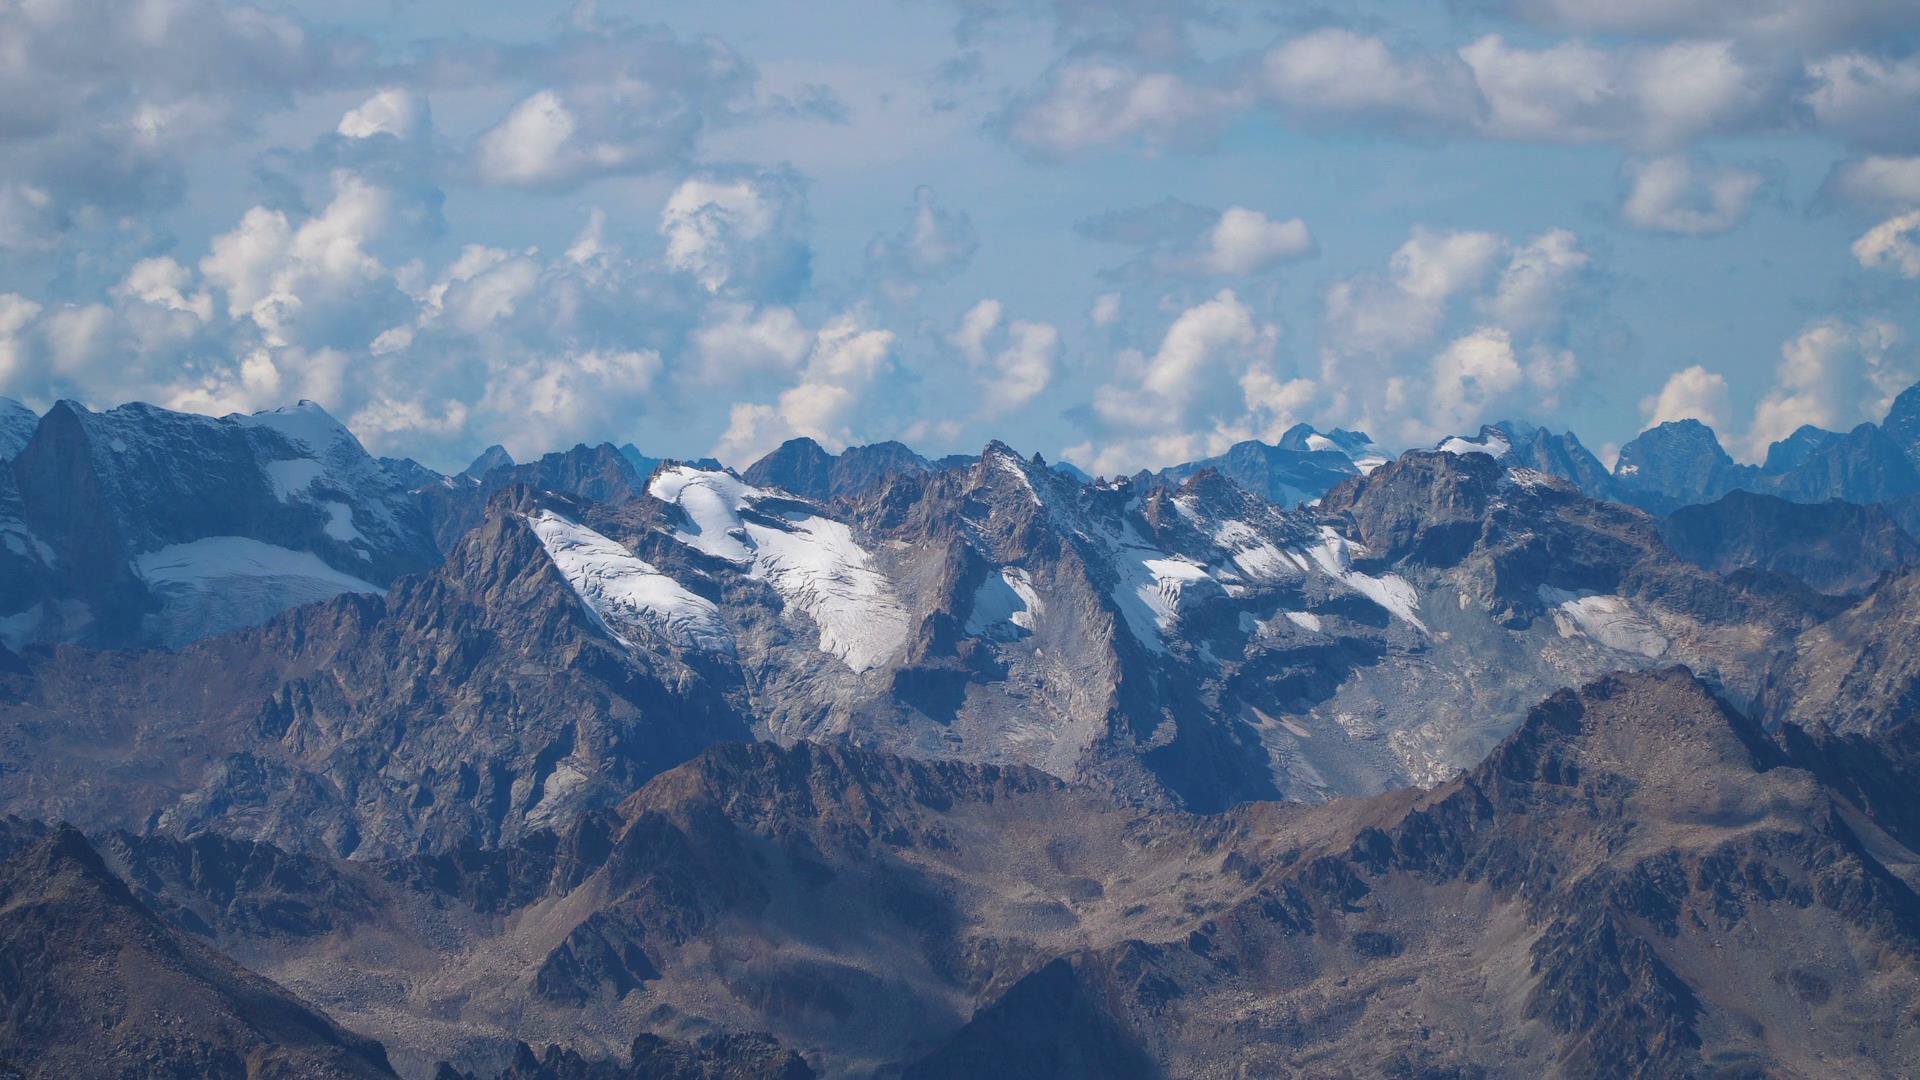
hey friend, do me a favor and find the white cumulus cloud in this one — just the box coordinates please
[1621,155,1766,235]
[659,169,810,299]
[1853,210,1920,278]
[1641,364,1732,431]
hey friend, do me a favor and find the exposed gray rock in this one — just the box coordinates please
[743,437,933,502]
[1660,490,1920,594]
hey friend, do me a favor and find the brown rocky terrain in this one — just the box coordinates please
[8,668,1905,1078]
[0,826,397,1078]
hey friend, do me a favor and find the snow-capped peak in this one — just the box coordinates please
[1434,425,1512,460]
[234,400,362,459]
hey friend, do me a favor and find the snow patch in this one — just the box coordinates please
[528,510,733,654]
[648,466,910,671]
[1301,527,1426,632]
[134,537,380,593]
[0,604,41,650]
[132,536,382,643]
[1436,430,1510,458]
[1504,468,1552,491]
[966,567,1043,638]
[1214,520,1302,582]
[320,501,363,545]
[992,453,1043,506]
[237,401,357,456]
[263,458,325,500]
[1539,586,1669,658]
[648,467,754,562]
[1112,546,1220,652]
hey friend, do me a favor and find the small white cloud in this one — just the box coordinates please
[1507,0,1920,49]
[479,348,663,455]
[867,186,978,293]
[1853,210,1920,278]
[1003,59,1243,157]
[952,299,1002,364]
[1090,291,1122,327]
[116,257,213,322]
[1484,228,1590,332]
[475,90,578,187]
[1461,35,1775,148]
[951,299,1058,417]
[1263,28,1478,127]
[1641,363,1731,431]
[338,88,427,141]
[1078,289,1294,473]
[1429,328,1525,434]
[0,294,43,384]
[347,396,472,449]
[566,208,609,265]
[1078,200,1312,279]
[1313,223,1596,446]
[1004,26,1789,159]
[659,170,810,298]
[1621,155,1765,235]
[1745,319,1909,459]
[692,303,812,383]
[711,313,896,463]
[1805,52,1920,149]
[1825,155,1920,207]
[1196,208,1314,275]
[464,30,752,190]
[199,171,397,347]
[1325,226,1506,355]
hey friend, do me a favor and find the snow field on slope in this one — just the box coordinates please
[1538,585,1669,658]
[1302,527,1427,632]
[132,536,384,643]
[528,510,734,654]
[966,567,1042,637]
[648,466,910,672]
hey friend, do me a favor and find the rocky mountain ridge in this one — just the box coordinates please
[8,666,1918,1077]
[0,437,1842,865]
[4,388,1920,1076]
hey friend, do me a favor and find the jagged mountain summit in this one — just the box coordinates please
[7,382,1920,659]
[1659,490,1920,594]
[1610,412,1920,518]
[1431,421,1621,501]
[0,437,1828,866]
[1412,382,1920,529]
[1146,423,1386,507]
[0,398,439,648]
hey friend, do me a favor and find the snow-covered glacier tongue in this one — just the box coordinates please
[527,509,735,654]
[648,465,911,672]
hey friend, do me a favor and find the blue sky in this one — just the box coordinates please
[2,0,1918,473]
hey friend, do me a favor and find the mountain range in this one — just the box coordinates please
[3,390,1920,1076]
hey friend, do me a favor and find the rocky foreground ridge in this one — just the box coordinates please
[3,666,1919,1077]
